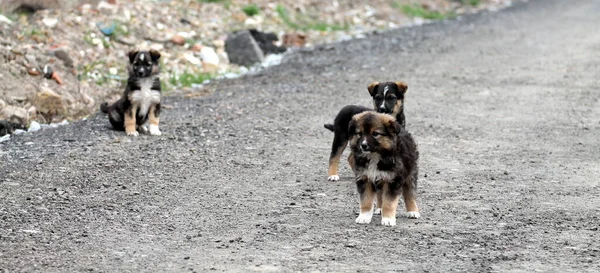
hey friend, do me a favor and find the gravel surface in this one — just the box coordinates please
[1,0,600,271]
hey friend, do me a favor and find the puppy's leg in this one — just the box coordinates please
[403,183,420,219]
[124,105,139,136]
[148,103,161,136]
[374,190,383,215]
[381,183,401,226]
[355,178,374,224]
[327,135,347,181]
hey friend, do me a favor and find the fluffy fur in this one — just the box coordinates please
[324,81,408,181]
[348,112,419,226]
[100,50,162,136]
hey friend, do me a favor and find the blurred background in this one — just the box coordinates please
[0,0,512,131]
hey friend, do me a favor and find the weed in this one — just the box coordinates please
[242,4,260,16]
[169,71,214,88]
[463,0,481,6]
[276,5,347,31]
[396,3,455,20]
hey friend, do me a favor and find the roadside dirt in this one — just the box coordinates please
[1,0,599,272]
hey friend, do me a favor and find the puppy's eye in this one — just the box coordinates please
[355,131,362,136]
[372,132,380,137]
[388,95,397,100]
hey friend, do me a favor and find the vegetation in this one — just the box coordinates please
[276,5,347,31]
[242,4,260,16]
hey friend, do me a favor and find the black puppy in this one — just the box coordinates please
[101,50,162,136]
[348,112,419,226]
[324,81,408,181]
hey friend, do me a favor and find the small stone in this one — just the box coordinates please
[183,53,201,66]
[42,17,58,28]
[200,46,219,73]
[54,49,74,68]
[34,86,64,116]
[1,105,28,125]
[283,33,307,47]
[28,121,41,132]
[0,14,13,25]
[28,68,41,76]
[191,43,203,52]
[0,99,5,109]
[225,30,265,67]
[171,35,185,46]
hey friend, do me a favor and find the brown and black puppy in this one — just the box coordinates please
[101,50,162,136]
[324,81,408,181]
[348,112,419,226]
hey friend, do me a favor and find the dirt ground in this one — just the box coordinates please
[1,0,600,272]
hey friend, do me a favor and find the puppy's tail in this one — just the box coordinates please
[100,102,110,113]
[323,124,334,132]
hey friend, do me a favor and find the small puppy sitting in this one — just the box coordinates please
[348,112,420,226]
[100,50,162,136]
[324,81,408,181]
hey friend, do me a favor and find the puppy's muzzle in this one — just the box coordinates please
[360,140,371,152]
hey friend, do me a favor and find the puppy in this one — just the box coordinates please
[324,81,408,181]
[348,112,419,226]
[100,50,162,136]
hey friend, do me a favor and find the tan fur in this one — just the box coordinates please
[367,82,380,96]
[359,182,375,214]
[149,105,160,126]
[403,185,419,213]
[124,105,137,134]
[381,183,401,219]
[328,140,347,177]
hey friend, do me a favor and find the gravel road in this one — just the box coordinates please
[1,0,599,271]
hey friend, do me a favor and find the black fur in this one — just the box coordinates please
[100,50,162,132]
[324,82,409,180]
[349,112,419,222]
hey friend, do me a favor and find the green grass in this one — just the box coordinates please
[276,5,347,31]
[463,0,481,6]
[242,4,260,16]
[395,3,455,20]
[169,71,214,88]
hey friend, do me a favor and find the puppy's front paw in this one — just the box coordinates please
[406,211,421,219]
[355,212,373,224]
[149,125,162,136]
[327,175,340,181]
[381,217,396,226]
[127,131,139,136]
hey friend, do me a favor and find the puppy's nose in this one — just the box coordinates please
[378,105,386,112]
[360,142,369,151]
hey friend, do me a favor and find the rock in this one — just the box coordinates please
[191,43,202,52]
[27,106,37,120]
[225,30,265,67]
[42,17,58,28]
[53,49,74,67]
[28,67,41,76]
[200,46,219,73]
[0,15,13,25]
[34,86,64,117]
[249,29,287,55]
[183,53,201,66]
[0,99,5,110]
[170,35,185,46]
[0,134,10,143]
[28,121,41,132]
[283,33,307,47]
[1,106,28,125]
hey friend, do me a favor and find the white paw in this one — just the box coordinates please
[373,208,381,215]
[127,131,139,136]
[381,217,396,226]
[149,124,162,136]
[406,211,421,219]
[355,212,373,224]
[327,175,339,181]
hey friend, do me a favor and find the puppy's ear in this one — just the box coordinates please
[386,119,402,135]
[149,49,161,62]
[395,81,408,94]
[128,50,138,63]
[367,82,380,97]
